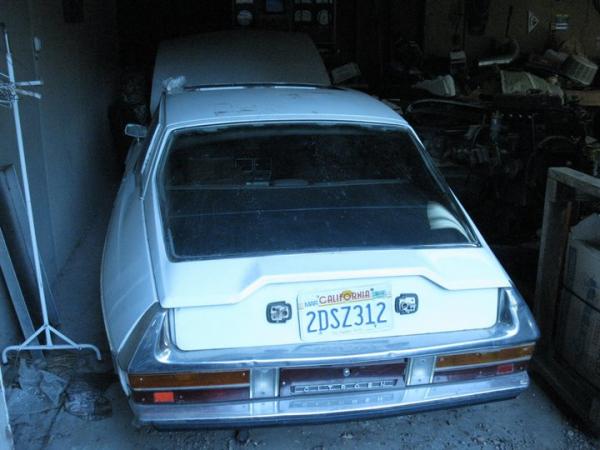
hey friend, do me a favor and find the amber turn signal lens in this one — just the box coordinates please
[129,371,249,389]
[435,344,535,369]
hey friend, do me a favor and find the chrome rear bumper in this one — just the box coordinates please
[132,372,529,428]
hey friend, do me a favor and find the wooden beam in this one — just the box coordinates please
[0,166,60,326]
[534,172,574,345]
[0,226,43,361]
[532,354,600,434]
[549,167,600,199]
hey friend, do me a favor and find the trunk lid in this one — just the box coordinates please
[157,247,510,351]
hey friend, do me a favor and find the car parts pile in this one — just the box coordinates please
[403,94,594,244]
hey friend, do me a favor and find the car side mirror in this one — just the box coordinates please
[124,123,147,140]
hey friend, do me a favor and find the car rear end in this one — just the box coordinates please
[116,110,538,427]
[122,285,536,427]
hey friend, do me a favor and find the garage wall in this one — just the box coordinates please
[424,0,600,60]
[0,0,117,286]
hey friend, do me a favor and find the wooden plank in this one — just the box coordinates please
[1,167,60,325]
[534,174,574,344]
[533,354,600,434]
[0,226,43,361]
[549,167,600,199]
[0,166,60,326]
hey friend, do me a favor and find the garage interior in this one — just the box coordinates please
[1,0,600,448]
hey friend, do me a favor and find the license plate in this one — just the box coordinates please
[297,284,393,341]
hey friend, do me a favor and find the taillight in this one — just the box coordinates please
[432,361,528,383]
[129,371,250,405]
[129,371,249,389]
[432,344,534,384]
[132,388,250,404]
[435,345,534,369]
[152,391,175,403]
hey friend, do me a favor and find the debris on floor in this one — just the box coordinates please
[3,353,116,449]
[64,376,112,421]
[16,358,67,408]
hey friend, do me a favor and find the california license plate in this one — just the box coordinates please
[297,284,393,341]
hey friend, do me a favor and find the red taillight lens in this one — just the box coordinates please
[133,388,250,405]
[152,391,175,403]
[432,362,528,383]
[496,363,515,375]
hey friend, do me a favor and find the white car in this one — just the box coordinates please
[101,31,539,427]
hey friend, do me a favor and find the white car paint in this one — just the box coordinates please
[102,84,516,354]
[101,142,157,351]
[172,278,499,351]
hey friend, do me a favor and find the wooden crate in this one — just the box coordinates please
[534,167,600,433]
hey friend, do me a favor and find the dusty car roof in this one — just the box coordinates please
[151,31,331,111]
[162,86,408,128]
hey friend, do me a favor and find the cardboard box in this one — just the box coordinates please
[564,214,600,308]
[557,289,600,390]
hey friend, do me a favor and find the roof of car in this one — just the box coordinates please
[151,31,331,111]
[161,85,409,128]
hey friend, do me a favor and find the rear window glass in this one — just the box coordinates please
[159,123,476,260]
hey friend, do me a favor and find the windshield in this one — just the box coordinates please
[159,123,477,260]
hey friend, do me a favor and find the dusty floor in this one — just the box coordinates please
[4,195,600,450]
[7,365,600,450]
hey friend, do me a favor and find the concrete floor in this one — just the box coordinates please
[7,198,600,450]
[40,382,600,450]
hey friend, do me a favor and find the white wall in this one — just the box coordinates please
[0,0,117,287]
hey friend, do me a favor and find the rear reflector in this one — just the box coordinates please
[133,388,249,404]
[435,344,534,369]
[152,391,175,403]
[129,371,249,389]
[496,363,515,375]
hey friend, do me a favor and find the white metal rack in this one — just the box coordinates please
[0,23,101,363]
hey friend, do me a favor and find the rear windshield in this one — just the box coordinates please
[159,123,476,260]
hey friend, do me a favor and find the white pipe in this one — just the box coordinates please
[2,25,52,345]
